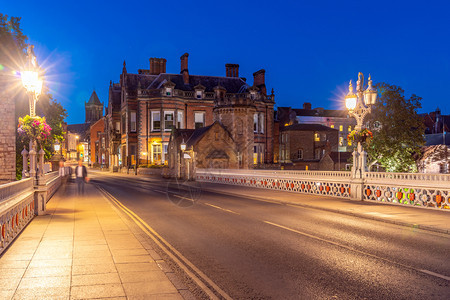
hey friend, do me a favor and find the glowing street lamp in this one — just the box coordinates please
[345,72,377,131]
[21,45,43,117]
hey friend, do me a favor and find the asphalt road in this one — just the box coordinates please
[90,171,450,300]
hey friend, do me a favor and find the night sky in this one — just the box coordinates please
[3,0,450,124]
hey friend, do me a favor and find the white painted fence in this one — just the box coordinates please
[196,169,450,210]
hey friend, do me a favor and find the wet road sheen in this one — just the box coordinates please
[92,173,450,300]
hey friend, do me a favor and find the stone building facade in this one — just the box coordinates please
[0,81,16,182]
[106,53,275,170]
[90,117,108,167]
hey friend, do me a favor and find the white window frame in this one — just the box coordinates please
[130,111,136,132]
[151,111,161,132]
[196,91,202,99]
[194,112,205,129]
[177,111,184,129]
[165,88,172,96]
[254,113,258,133]
[164,111,174,131]
[259,113,264,134]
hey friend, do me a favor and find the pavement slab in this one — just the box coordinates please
[0,179,182,300]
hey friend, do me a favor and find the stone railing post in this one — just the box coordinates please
[29,141,37,181]
[21,146,29,178]
[38,148,45,182]
[350,142,365,201]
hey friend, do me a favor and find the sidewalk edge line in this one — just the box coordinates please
[95,184,231,300]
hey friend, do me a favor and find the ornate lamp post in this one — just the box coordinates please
[345,72,377,200]
[345,72,377,131]
[21,45,43,180]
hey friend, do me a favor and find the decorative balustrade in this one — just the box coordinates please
[196,169,351,199]
[0,172,62,255]
[196,168,450,211]
[0,178,35,255]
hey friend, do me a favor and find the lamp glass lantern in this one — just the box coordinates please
[180,142,187,151]
[54,140,60,152]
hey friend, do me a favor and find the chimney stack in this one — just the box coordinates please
[149,57,167,75]
[180,53,189,85]
[225,64,239,77]
[253,69,266,94]
[303,102,312,110]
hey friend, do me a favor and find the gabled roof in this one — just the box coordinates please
[87,91,102,106]
[281,124,337,132]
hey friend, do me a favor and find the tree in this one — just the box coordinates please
[1,13,68,179]
[366,82,425,172]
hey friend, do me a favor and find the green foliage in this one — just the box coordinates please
[0,13,27,69]
[366,82,425,172]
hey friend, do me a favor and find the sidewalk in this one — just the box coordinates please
[0,180,183,299]
[195,181,450,235]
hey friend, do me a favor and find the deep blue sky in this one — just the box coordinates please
[4,0,450,124]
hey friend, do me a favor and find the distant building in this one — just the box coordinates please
[66,90,104,162]
[279,124,338,170]
[420,108,450,147]
[277,103,356,153]
[418,145,450,173]
[90,117,108,167]
[107,53,275,171]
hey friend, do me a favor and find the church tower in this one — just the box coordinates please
[213,85,256,169]
[85,90,103,123]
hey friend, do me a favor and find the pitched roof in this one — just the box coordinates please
[293,108,348,118]
[87,90,102,105]
[328,151,352,163]
[281,123,338,132]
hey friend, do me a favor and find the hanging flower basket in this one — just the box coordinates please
[347,128,373,145]
[18,115,52,146]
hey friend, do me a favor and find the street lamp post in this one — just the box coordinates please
[345,72,377,200]
[180,141,195,180]
[21,45,43,180]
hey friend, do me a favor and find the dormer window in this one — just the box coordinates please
[165,88,172,96]
[250,92,256,100]
[196,91,202,99]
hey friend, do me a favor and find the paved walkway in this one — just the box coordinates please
[195,181,450,235]
[0,180,183,300]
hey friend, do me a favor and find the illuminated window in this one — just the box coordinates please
[152,144,162,164]
[253,145,258,164]
[330,125,334,129]
[314,133,320,141]
[339,137,344,146]
[339,125,343,132]
[348,125,352,132]
[348,139,352,146]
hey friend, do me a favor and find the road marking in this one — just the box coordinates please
[263,221,450,282]
[204,203,240,215]
[171,194,195,202]
[96,185,232,300]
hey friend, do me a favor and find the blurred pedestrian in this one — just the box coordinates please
[59,160,68,192]
[75,160,88,195]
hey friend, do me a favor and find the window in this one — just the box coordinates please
[177,111,184,129]
[314,133,320,141]
[297,149,303,160]
[130,111,136,132]
[254,113,258,132]
[339,136,344,146]
[164,111,174,131]
[165,88,172,96]
[348,125,352,132]
[152,111,161,131]
[196,91,202,99]
[194,112,205,129]
[330,125,334,129]
[163,143,168,165]
[97,131,101,137]
[152,144,162,164]
[259,113,264,133]
[259,144,264,164]
[315,149,321,160]
[253,146,258,165]
[115,121,120,132]
[339,125,343,132]
[121,113,126,133]
[348,139,352,146]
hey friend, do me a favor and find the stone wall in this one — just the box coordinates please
[0,83,16,183]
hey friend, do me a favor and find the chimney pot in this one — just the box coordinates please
[303,102,312,110]
[180,53,189,84]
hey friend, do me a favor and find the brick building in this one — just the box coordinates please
[106,53,275,170]
[0,80,16,182]
[279,124,338,170]
[90,117,108,167]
